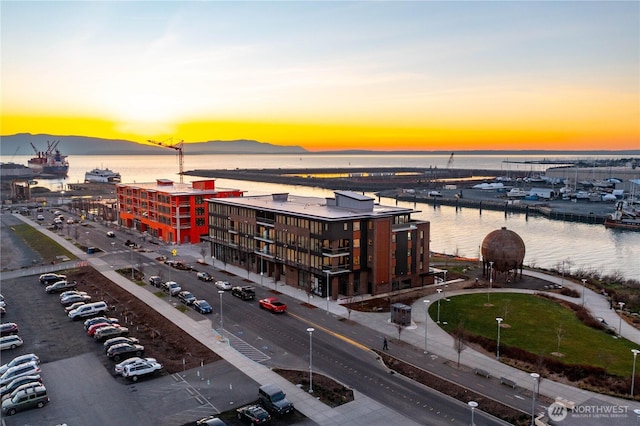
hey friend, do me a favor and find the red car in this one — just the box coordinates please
[0,323,19,337]
[87,322,118,337]
[258,297,287,313]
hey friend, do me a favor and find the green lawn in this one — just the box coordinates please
[432,293,639,377]
[11,223,77,262]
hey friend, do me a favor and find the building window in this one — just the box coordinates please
[343,223,348,231]
[353,239,360,248]
[354,221,360,231]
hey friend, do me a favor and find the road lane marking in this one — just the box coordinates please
[287,312,371,351]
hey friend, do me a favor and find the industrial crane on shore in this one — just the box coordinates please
[446,152,455,169]
[146,138,184,183]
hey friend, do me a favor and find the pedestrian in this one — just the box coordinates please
[383,337,388,350]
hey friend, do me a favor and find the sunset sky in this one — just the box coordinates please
[2,1,638,151]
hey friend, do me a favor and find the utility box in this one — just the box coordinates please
[391,303,411,326]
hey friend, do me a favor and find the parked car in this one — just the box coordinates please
[148,276,162,287]
[232,286,256,301]
[0,375,42,398]
[69,302,109,320]
[0,354,40,376]
[84,316,119,330]
[0,295,4,309]
[121,358,163,382]
[193,300,213,314]
[39,273,66,285]
[196,416,228,426]
[162,281,182,296]
[36,214,45,221]
[197,272,214,282]
[177,291,196,305]
[258,383,294,415]
[0,336,23,351]
[87,321,118,336]
[106,343,145,362]
[45,280,77,294]
[236,404,271,425]
[60,293,91,307]
[106,231,115,238]
[64,301,87,313]
[215,281,232,291]
[1,384,49,416]
[58,290,87,300]
[103,336,140,353]
[114,357,157,375]
[94,326,129,342]
[2,381,42,402]
[0,323,18,337]
[0,361,40,387]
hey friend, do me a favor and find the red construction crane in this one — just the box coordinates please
[147,138,184,183]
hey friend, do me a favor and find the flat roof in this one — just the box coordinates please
[208,192,421,221]
[117,181,241,196]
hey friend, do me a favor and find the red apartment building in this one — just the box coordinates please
[117,179,243,244]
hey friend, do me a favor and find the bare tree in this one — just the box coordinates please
[396,321,404,342]
[535,351,546,395]
[453,321,468,367]
[344,295,358,320]
[556,324,564,354]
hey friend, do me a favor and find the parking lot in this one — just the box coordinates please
[0,274,269,425]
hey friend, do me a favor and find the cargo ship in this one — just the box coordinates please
[28,140,69,176]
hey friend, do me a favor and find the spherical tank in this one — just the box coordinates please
[481,227,525,272]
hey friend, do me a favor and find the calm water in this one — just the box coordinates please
[11,153,640,281]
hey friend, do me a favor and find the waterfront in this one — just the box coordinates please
[10,153,640,281]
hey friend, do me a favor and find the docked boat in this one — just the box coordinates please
[84,168,121,183]
[604,202,640,231]
[28,140,69,176]
[506,188,528,198]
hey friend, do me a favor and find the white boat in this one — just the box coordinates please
[506,188,528,198]
[84,168,121,183]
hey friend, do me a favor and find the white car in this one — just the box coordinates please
[114,357,157,375]
[122,359,163,382]
[214,281,232,291]
[162,281,181,296]
[0,361,40,387]
[0,336,23,351]
[0,354,40,376]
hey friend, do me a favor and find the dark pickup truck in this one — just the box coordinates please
[231,286,256,301]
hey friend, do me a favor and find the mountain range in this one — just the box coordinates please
[1,133,638,157]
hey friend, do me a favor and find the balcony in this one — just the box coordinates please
[256,217,275,226]
[322,246,350,257]
[254,248,275,259]
[322,265,351,275]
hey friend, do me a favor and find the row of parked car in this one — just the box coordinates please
[0,353,46,417]
[40,273,165,383]
[1,293,24,350]
[148,275,213,314]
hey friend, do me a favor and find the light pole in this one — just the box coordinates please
[468,401,478,426]
[619,302,625,337]
[489,261,494,289]
[530,373,540,426]
[325,270,330,315]
[496,317,503,360]
[632,349,640,397]
[436,289,442,323]
[423,299,430,353]
[218,290,225,341]
[130,246,134,280]
[307,327,314,393]
[581,278,587,306]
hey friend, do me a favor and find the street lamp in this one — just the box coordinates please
[619,302,625,337]
[325,270,330,315]
[581,278,587,306]
[436,289,442,323]
[530,373,540,426]
[130,246,134,280]
[489,261,494,289]
[496,317,503,360]
[632,349,640,397]
[307,327,314,393]
[468,401,478,426]
[423,300,430,353]
[218,290,225,341]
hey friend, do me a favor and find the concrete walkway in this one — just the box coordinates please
[4,212,640,425]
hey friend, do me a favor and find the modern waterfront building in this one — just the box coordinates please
[117,179,243,244]
[206,190,431,299]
